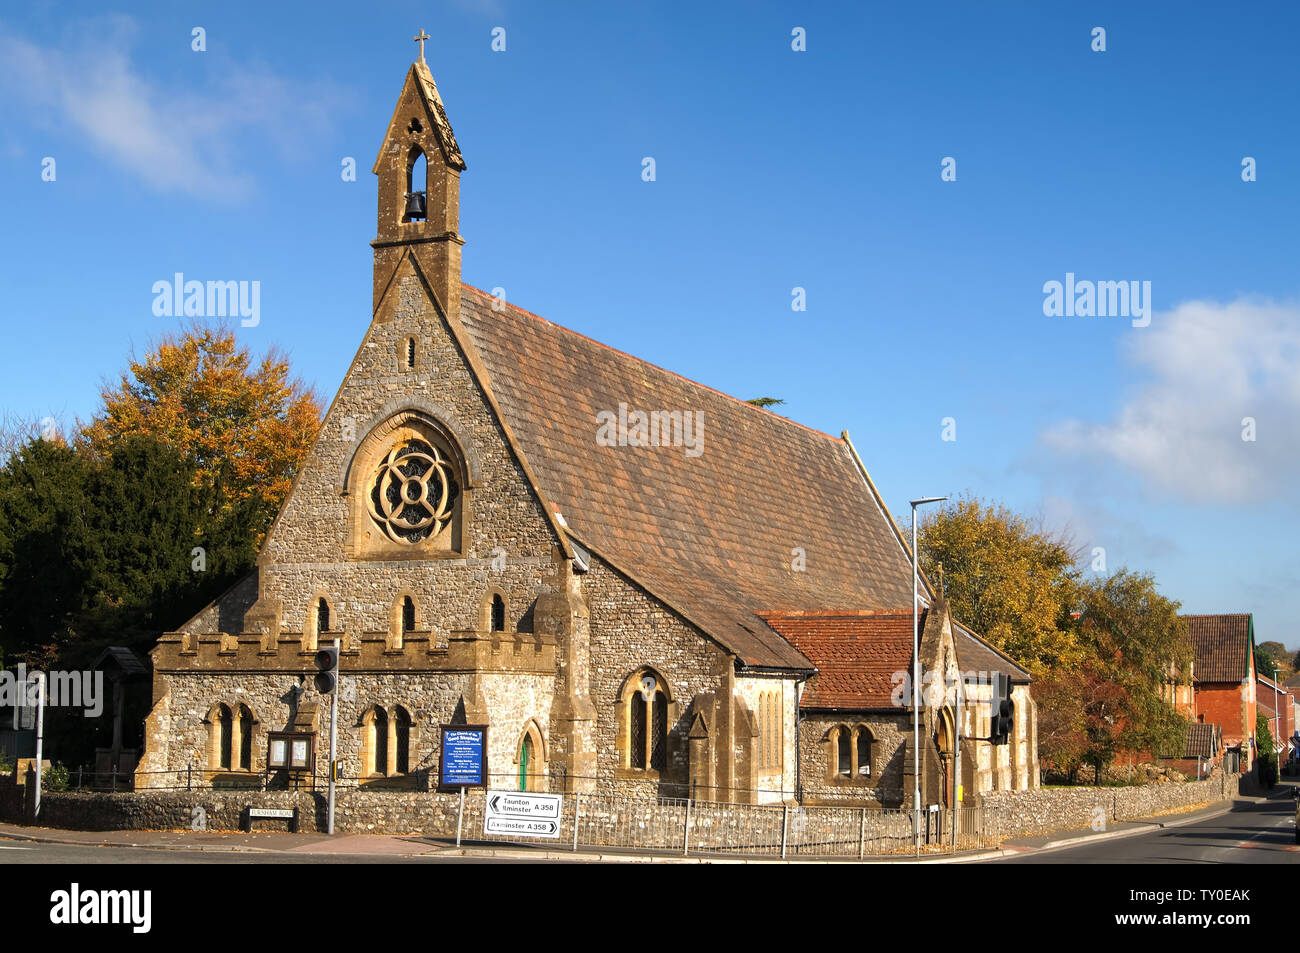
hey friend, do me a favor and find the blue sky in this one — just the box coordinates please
[2,2,1297,650]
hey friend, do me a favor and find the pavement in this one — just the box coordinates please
[0,790,1281,864]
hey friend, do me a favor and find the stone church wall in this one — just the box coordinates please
[798,712,911,807]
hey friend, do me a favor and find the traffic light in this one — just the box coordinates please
[314,645,339,694]
[990,672,1014,744]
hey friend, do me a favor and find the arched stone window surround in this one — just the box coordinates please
[340,405,479,559]
[756,689,783,772]
[359,704,418,779]
[305,593,337,652]
[480,587,509,634]
[616,667,678,776]
[204,701,259,774]
[824,723,875,784]
[404,145,428,222]
[513,719,548,792]
[389,592,421,649]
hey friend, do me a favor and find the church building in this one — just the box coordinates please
[135,42,1039,807]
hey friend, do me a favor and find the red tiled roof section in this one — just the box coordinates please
[760,610,918,709]
[1183,613,1252,683]
[459,287,917,670]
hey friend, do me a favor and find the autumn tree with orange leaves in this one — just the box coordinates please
[80,323,322,549]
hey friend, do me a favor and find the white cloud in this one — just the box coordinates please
[1043,297,1300,503]
[0,17,342,200]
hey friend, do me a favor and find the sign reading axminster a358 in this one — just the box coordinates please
[484,791,563,838]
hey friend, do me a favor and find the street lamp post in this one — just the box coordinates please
[910,496,947,857]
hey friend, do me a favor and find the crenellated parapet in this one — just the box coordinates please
[152,627,554,675]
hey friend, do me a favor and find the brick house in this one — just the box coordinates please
[1182,613,1258,773]
[134,47,1037,806]
[1255,673,1294,764]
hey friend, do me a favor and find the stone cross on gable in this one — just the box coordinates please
[413,29,430,63]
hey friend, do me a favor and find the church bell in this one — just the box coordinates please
[404,190,427,220]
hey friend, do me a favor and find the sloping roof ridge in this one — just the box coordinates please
[1182,612,1253,621]
[758,608,916,619]
[951,618,1034,677]
[170,569,257,635]
[461,283,842,445]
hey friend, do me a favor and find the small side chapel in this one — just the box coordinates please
[135,41,1038,806]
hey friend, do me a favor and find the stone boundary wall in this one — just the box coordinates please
[2,770,1240,849]
[979,769,1240,839]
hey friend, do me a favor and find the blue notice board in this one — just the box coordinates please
[439,724,488,789]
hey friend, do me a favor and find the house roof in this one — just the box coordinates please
[1183,613,1253,683]
[459,286,924,671]
[760,610,919,709]
[1160,721,1219,760]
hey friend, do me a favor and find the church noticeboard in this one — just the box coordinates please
[438,724,488,791]
[267,732,314,771]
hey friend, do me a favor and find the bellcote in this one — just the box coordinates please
[371,37,466,321]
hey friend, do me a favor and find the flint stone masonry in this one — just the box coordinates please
[7,773,1239,851]
[979,769,1240,838]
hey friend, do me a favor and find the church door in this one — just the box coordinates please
[518,735,532,791]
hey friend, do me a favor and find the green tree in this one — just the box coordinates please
[1075,569,1191,771]
[1256,713,1276,786]
[918,495,1084,672]
[0,438,98,667]
[1256,641,1287,680]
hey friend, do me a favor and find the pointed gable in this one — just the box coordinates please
[459,286,921,671]
[371,61,465,173]
[1183,613,1254,683]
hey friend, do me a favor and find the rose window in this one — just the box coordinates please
[367,439,459,544]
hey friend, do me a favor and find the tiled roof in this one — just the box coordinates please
[951,623,1032,683]
[1160,721,1219,760]
[1186,722,1218,759]
[1183,614,1253,683]
[760,610,919,709]
[459,286,921,670]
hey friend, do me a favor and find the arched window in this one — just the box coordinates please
[365,707,389,776]
[394,707,411,774]
[622,669,671,773]
[856,729,871,777]
[317,598,330,635]
[490,593,505,632]
[239,705,254,771]
[405,148,427,221]
[518,733,533,791]
[630,694,647,769]
[402,596,416,633]
[350,411,469,556]
[406,337,416,370]
[218,705,233,771]
[827,724,874,782]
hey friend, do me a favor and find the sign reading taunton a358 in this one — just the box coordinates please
[484,791,564,839]
[438,724,488,791]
